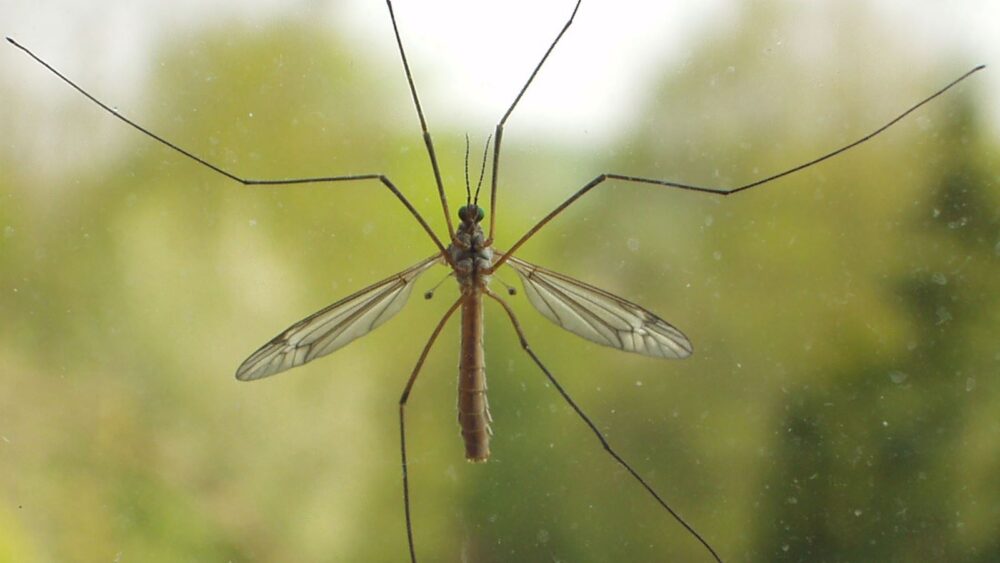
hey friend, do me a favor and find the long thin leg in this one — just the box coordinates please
[485,0,583,243]
[484,289,724,563]
[5,36,453,260]
[399,295,463,563]
[491,64,985,271]
[384,0,456,240]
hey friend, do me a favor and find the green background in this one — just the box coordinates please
[2,2,997,562]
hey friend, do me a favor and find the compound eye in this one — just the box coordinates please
[457,206,470,222]
[476,206,485,222]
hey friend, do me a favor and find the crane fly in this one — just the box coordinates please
[7,0,984,560]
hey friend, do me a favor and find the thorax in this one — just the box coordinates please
[449,222,493,290]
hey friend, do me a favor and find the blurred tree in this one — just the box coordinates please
[755,93,999,562]
[509,2,998,562]
[1,18,427,563]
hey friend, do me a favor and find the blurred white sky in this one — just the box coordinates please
[3,0,997,147]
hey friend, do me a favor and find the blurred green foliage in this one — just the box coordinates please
[2,3,997,563]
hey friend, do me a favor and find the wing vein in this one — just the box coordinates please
[235,255,440,380]
[503,255,692,359]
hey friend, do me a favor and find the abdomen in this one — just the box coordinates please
[458,289,492,462]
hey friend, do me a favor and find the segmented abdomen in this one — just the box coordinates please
[458,290,492,462]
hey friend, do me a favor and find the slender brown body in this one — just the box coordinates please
[458,290,492,461]
[450,205,494,462]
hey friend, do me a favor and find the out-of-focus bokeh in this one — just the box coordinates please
[1,1,997,561]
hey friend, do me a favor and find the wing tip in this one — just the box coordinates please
[678,336,694,358]
[234,365,256,381]
[235,356,273,381]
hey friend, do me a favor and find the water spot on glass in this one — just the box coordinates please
[248,218,257,227]
[931,272,947,285]
[966,377,976,392]
[362,222,375,236]
[889,371,908,384]
[782,545,790,552]
[713,250,722,261]
[948,217,968,229]
[626,237,640,253]
[932,208,941,218]
[935,306,952,325]
[248,112,254,118]
[786,497,797,505]
[704,215,714,227]
[537,529,550,544]
[2,225,13,239]
[882,421,889,427]
[635,380,643,387]
[854,509,863,517]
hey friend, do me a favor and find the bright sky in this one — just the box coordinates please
[4,0,998,147]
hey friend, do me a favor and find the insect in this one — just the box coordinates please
[7,0,983,561]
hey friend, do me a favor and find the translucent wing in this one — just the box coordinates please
[504,256,692,359]
[236,255,441,381]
